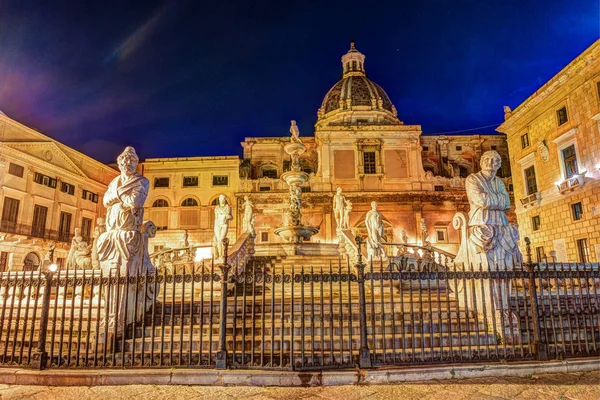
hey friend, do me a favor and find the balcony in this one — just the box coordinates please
[556,171,586,194]
[0,220,73,243]
[519,192,541,208]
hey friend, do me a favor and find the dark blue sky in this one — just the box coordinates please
[1,1,598,163]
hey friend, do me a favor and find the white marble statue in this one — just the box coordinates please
[420,218,428,245]
[333,187,345,232]
[290,120,302,144]
[96,146,158,334]
[91,218,106,269]
[464,150,522,269]
[401,228,408,244]
[44,242,55,267]
[537,140,549,162]
[242,196,256,236]
[66,228,84,269]
[343,199,352,230]
[455,150,522,338]
[365,201,386,260]
[213,194,233,260]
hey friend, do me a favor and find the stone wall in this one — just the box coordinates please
[498,39,600,262]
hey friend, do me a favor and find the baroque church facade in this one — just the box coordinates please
[143,44,511,256]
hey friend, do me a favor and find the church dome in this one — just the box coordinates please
[317,43,399,123]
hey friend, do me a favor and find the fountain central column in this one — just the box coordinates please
[274,121,319,244]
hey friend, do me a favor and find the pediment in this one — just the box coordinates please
[2,141,88,178]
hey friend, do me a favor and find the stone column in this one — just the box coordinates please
[412,203,423,244]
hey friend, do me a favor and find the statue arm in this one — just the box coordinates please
[498,179,511,210]
[117,179,148,209]
[466,176,503,210]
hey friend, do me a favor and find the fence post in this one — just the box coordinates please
[524,237,548,361]
[355,236,372,368]
[33,264,56,370]
[216,238,230,369]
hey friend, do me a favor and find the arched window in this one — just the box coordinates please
[23,252,40,271]
[180,198,199,229]
[211,198,220,206]
[152,199,169,207]
[150,199,169,230]
[181,198,198,207]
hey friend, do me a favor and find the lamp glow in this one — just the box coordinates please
[48,264,58,272]
[194,247,212,262]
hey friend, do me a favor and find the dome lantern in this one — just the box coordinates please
[341,42,366,78]
[317,42,401,125]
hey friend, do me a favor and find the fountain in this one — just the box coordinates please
[274,120,319,244]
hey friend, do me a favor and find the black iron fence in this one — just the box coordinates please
[0,238,597,370]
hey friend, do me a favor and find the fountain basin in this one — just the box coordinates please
[284,142,306,155]
[281,171,309,186]
[274,225,319,242]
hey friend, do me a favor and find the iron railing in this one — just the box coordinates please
[0,220,73,243]
[0,237,597,370]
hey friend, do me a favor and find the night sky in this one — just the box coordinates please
[1,1,598,163]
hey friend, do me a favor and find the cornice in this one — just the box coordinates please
[498,39,600,133]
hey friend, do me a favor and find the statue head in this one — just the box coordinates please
[96,217,105,226]
[370,201,378,210]
[244,195,249,202]
[480,150,502,176]
[74,227,81,236]
[218,194,227,206]
[336,187,342,195]
[117,146,139,176]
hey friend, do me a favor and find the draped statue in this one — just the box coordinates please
[454,150,522,340]
[96,146,157,336]
[242,196,256,236]
[365,201,386,260]
[66,228,84,269]
[464,150,522,269]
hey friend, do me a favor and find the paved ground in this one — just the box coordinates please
[0,370,597,400]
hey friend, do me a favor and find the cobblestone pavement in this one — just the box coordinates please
[0,370,597,400]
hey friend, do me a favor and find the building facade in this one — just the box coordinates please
[0,43,513,263]
[498,39,600,262]
[233,44,512,256]
[0,112,118,271]
[142,156,240,252]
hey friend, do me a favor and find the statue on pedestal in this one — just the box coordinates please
[44,242,55,268]
[455,150,522,339]
[401,228,408,244]
[343,199,352,230]
[365,201,386,260]
[66,228,84,269]
[213,194,232,260]
[333,187,345,232]
[290,120,303,144]
[420,218,429,245]
[96,146,158,336]
[182,230,189,248]
[242,196,256,236]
